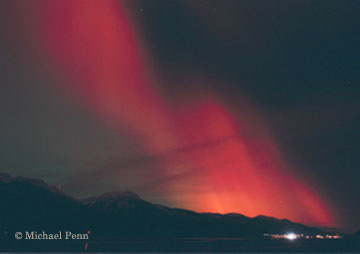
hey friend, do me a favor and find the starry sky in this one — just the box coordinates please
[0,0,359,232]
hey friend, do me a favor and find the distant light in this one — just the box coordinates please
[285,233,297,240]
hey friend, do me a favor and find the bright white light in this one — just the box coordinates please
[285,233,297,240]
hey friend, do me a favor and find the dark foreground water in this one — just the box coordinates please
[3,237,360,253]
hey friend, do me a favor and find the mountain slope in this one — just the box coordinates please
[0,173,94,231]
[0,173,324,238]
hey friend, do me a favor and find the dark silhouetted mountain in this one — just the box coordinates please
[0,173,94,232]
[0,173,325,240]
[0,172,69,197]
[4,173,359,252]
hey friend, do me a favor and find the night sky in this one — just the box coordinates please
[1,0,359,232]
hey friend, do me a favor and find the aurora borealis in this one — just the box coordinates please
[1,0,359,231]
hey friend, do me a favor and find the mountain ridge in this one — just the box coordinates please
[0,173,332,238]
